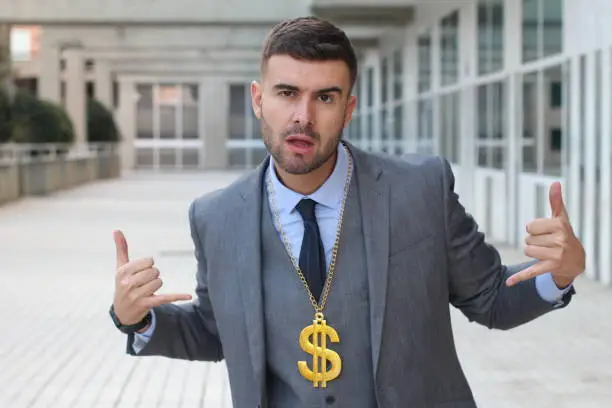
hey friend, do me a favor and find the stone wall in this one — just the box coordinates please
[0,150,120,205]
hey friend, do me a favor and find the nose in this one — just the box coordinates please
[292,98,314,125]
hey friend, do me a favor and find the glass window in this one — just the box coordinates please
[549,128,562,151]
[136,84,153,140]
[386,48,404,154]
[353,71,361,107]
[542,65,563,176]
[158,148,176,167]
[393,104,403,141]
[228,148,247,168]
[440,11,459,86]
[478,0,504,75]
[380,50,404,154]
[157,84,179,140]
[252,147,268,166]
[352,116,361,143]
[182,149,200,168]
[491,82,505,141]
[380,109,388,142]
[366,67,374,107]
[227,83,265,168]
[477,81,506,169]
[381,57,388,104]
[522,72,538,171]
[136,148,154,166]
[549,81,562,108]
[228,84,247,140]
[417,98,434,155]
[542,0,563,57]
[522,0,563,62]
[182,84,199,140]
[393,49,403,100]
[251,106,262,141]
[418,32,432,93]
[159,105,176,139]
[521,65,565,175]
[522,0,539,62]
[366,111,374,149]
[440,92,460,163]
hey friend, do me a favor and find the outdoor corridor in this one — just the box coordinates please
[0,171,610,408]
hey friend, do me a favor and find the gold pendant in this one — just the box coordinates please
[297,312,342,387]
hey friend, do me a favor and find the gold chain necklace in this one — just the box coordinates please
[265,143,353,388]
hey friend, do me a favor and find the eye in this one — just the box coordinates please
[318,94,334,103]
[278,90,295,97]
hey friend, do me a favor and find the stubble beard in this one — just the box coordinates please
[260,110,344,175]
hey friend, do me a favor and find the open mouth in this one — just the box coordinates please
[286,135,315,154]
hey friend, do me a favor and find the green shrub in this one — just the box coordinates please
[0,90,120,145]
[49,101,76,144]
[87,98,120,143]
[2,90,75,144]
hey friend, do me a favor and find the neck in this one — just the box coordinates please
[275,152,337,195]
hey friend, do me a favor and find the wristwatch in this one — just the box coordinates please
[109,305,152,334]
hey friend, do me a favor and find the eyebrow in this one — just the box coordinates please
[273,83,344,95]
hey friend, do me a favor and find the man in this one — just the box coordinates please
[109,17,585,408]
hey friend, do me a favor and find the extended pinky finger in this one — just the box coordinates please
[146,293,193,308]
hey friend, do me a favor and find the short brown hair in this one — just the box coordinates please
[261,16,358,90]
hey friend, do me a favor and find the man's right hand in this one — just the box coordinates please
[112,229,192,329]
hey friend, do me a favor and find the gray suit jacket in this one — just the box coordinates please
[127,142,574,407]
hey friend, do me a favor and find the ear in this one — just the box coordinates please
[251,80,262,119]
[343,94,357,128]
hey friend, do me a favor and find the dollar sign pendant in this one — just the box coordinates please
[297,312,342,387]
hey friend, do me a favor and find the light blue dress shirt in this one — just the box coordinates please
[132,145,570,352]
[266,141,352,270]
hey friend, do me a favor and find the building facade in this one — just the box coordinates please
[5,0,612,286]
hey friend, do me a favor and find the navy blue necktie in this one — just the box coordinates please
[295,198,326,302]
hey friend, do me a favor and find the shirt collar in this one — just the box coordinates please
[267,142,350,214]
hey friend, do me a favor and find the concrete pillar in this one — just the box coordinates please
[599,49,612,286]
[95,59,113,110]
[0,24,15,99]
[457,1,477,214]
[117,78,136,171]
[504,0,523,245]
[64,48,87,145]
[201,76,228,169]
[38,36,61,104]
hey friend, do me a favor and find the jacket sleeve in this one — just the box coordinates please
[126,199,223,361]
[440,157,574,330]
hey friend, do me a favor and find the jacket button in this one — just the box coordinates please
[326,395,335,404]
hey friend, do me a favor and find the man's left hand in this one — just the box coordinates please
[506,181,585,288]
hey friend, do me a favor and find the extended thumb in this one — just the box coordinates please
[549,182,568,219]
[114,230,129,267]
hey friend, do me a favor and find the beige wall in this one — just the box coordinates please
[0,0,311,23]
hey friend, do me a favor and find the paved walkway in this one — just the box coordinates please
[0,171,610,408]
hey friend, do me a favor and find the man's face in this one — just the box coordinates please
[251,55,356,175]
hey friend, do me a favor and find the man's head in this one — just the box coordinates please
[251,17,358,176]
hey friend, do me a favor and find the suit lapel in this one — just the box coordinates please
[347,144,390,379]
[234,158,270,404]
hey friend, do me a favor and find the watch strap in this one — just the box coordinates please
[109,304,152,334]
